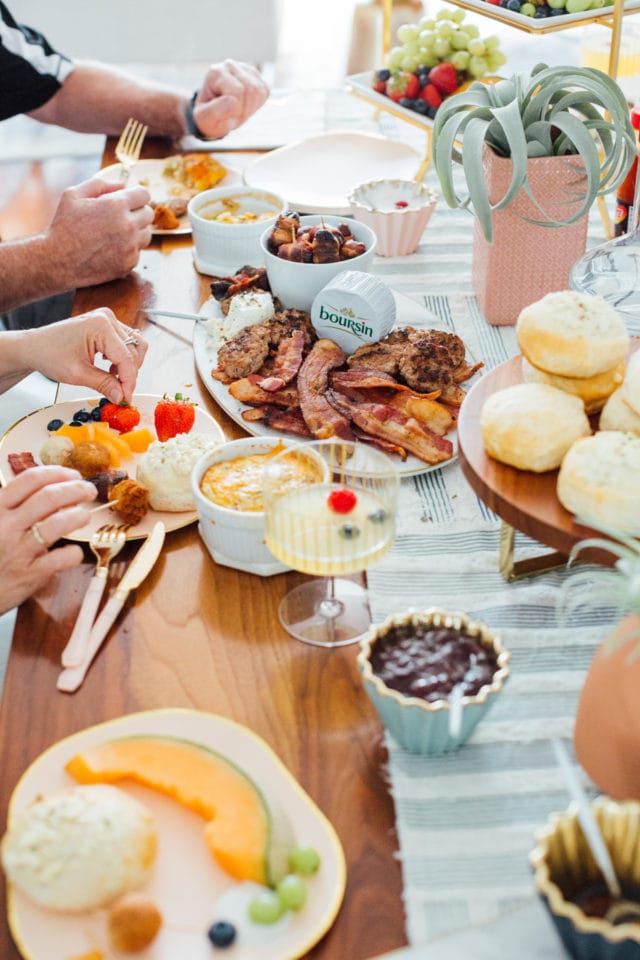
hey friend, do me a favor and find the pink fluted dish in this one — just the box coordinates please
[348,179,438,257]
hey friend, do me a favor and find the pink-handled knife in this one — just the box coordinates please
[57,521,166,694]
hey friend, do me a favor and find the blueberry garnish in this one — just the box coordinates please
[207,920,237,948]
[338,523,360,540]
[368,508,388,524]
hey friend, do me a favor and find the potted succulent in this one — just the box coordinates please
[432,63,637,325]
[562,525,640,801]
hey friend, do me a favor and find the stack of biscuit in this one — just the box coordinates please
[516,290,629,415]
[599,349,640,434]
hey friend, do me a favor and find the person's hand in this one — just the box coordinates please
[44,177,154,290]
[23,309,148,404]
[193,60,269,140]
[0,466,97,615]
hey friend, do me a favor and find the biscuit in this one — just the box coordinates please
[1,785,157,912]
[480,383,591,472]
[516,291,629,378]
[620,349,640,416]
[521,357,624,414]
[557,431,640,534]
[599,387,640,435]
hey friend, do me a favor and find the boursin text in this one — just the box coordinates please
[317,303,373,340]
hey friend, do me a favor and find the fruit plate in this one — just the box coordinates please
[346,73,435,130]
[0,394,225,542]
[192,291,471,478]
[98,157,242,236]
[242,131,422,215]
[4,708,347,960]
[443,0,640,31]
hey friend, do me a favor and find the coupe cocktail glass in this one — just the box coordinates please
[263,440,399,648]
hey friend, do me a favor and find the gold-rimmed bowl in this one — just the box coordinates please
[356,608,510,755]
[530,798,640,960]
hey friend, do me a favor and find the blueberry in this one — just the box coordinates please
[207,921,236,948]
[98,396,111,408]
[68,420,84,427]
[46,418,64,432]
[73,409,91,422]
[399,97,414,109]
[506,0,522,10]
[426,106,438,120]
[338,523,360,540]
[549,6,566,11]
[368,508,388,524]
[376,68,391,82]
[413,101,430,115]
[534,5,550,13]
[90,406,103,421]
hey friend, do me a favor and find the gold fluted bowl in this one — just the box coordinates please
[530,798,640,960]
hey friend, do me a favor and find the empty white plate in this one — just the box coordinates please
[243,131,422,215]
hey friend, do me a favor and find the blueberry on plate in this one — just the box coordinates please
[68,420,84,427]
[398,97,414,109]
[90,406,103,421]
[207,921,236,948]
[72,409,91,423]
[376,68,391,82]
[98,396,111,408]
[426,106,438,119]
[413,100,430,115]
[46,418,64,432]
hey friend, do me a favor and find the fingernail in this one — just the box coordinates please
[109,387,123,403]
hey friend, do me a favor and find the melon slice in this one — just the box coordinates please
[65,736,294,887]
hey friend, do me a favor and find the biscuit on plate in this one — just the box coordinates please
[516,290,629,378]
[557,431,640,534]
[521,357,625,415]
[1,785,157,912]
[480,383,591,472]
[599,387,640,435]
[620,349,640,416]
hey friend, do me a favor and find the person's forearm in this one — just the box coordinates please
[0,236,72,314]
[0,329,34,387]
[29,62,190,138]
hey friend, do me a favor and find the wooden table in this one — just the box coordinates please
[0,139,406,960]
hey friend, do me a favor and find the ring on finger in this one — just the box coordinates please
[123,335,139,347]
[29,522,47,549]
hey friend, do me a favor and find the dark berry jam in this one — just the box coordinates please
[369,623,498,702]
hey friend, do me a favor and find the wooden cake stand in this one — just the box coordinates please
[457,353,634,579]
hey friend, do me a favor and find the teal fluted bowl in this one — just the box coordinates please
[356,608,510,756]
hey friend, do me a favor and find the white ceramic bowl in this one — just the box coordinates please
[191,436,327,577]
[188,185,286,277]
[348,179,438,257]
[259,214,377,311]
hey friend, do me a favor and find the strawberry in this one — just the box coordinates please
[419,83,443,109]
[154,393,196,442]
[386,71,420,102]
[428,62,459,96]
[99,401,141,434]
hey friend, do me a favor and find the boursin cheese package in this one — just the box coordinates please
[310,271,396,354]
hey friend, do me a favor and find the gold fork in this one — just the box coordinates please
[60,524,129,668]
[115,117,148,180]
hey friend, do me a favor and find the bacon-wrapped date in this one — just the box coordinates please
[267,213,366,263]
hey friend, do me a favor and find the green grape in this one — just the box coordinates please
[591,0,605,7]
[419,51,439,68]
[467,38,486,55]
[419,17,436,30]
[276,875,308,912]
[397,23,420,43]
[387,46,404,68]
[484,35,501,51]
[419,30,435,46]
[435,8,455,19]
[402,39,421,57]
[450,50,470,71]
[520,4,536,15]
[248,890,284,925]
[487,50,507,69]
[546,0,567,7]
[468,55,488,78]
[401,54,420,72]
[459,23,480,37]
[289,845,321,876]
[566,0,592,10]
[433,38,451,58]
[451,8,467,21]
[436,21,455,37]
[450,31,470,50]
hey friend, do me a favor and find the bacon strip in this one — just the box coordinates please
[256,329,305,392]
[8,452,37,475]
[453,360,484,384]
[327,391,453,465]
[229,375,299,407]
[241,406,312,436]
[297,339,353,441]
[332,367,440,398]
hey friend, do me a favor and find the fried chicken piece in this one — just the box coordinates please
[108,479,149,526]
[152,204,180,230]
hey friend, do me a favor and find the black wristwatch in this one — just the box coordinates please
[184,90,211,141]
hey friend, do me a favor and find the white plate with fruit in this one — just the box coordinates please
[3,708,346,960]
[0,395,225,542]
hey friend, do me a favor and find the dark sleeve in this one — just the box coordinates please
[0,1,74,120]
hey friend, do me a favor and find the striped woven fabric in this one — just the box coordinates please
[366,189,621,946]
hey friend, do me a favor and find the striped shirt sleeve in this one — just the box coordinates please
[0,1,74,120]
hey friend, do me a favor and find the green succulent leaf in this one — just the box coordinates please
[432,63,636,242]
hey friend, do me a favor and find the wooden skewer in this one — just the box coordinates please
[90,500,119,515]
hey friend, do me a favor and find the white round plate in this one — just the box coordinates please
[0,394,225,541]
[5,708,346,960]
[192,292,463,478]
[242,131,421,215]
[99,157,242,235]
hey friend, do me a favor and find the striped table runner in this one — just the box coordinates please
[366,187,622,947]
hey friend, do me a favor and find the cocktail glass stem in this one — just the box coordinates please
[317,577,344,645]
[277,577,372,648]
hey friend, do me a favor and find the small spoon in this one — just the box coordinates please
[552,739,640,925]
[448,683,464,739]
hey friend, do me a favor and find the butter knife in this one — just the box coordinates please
[57,521,166,694]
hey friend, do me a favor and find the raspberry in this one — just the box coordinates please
[327,488,357,514]
[395,200,409,208]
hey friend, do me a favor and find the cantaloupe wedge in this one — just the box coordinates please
[65,736,294,887]
[119,427,155,453]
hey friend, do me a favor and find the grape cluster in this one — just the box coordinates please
[387,9,506,80]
